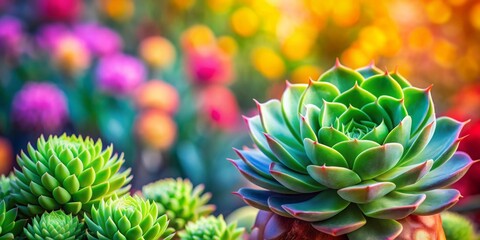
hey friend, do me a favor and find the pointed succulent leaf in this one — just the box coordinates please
[401,152,475,191]
[319,101,347,127]
[353,143,403,180]
[265,134,309,173]
[333,84,376,109]
[377,96,407,126]
[235,188,274,211]
[318,62,365,92]
[281,83,308,141]
[234,148,273,179]
[403,87,432,134]
[361,74,404,99]
[244,116,279,162]
[299,81,340,112]
[384,116,411,148]
[407,117,465,168]
[311,205,366,236]
[270,163,326,193]
[402,121,436,163]
[337,181,396,204]
[229,159,293,194]
[377,160,433,188]
[304,139,348,168]
[414,189,460,215]
[267,194,316,218]
[355,63,383,79]
[347,218,402,240]
[358,191,426,219]
[389,70,411,88]
[333,140,379,168]
[318,127,349,147]
[282,190,349,222]
[258,100,302,148]
[307,165,361,189]
[361,121,388,144]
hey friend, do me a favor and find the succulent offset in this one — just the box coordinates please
[142,178,215,231]
[11,134,132,216]
[24,210,85,240]
[231,60,476,239]
[0,200,26,240]
[85,195,174,240]
[178,215,244,240]
[441,212,476,240]
[0,174,14,208]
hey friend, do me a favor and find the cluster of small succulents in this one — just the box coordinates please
[0,134,244,239]
[142,178,215,230]
[231,60,478,239]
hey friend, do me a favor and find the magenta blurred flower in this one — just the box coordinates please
[0,16,23,54]
[36,24,70,50]
[185,48,233,85]
[36,0,82,22]
[198,85,240,131]
[11,82,68,132]
[96,54,146,95]
[74,23,122,56]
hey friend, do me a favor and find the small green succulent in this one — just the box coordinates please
[0,200,26,240]
[142,178,215,231]
[0,174,14,208]
[85,195,174,240]
[226,206,258,233]
[231,60,476,239]
[11,134,132,216]
[24,210,85,240]
[179,215,244,240]
[441,212,476,240]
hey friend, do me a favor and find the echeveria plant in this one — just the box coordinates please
[178,215,244,240]
[85,195,174,240]
[0,174,14,208]
[24,210,85,240]
[0,200,25,240]
[11,134,132,216]
[142,178,215,231]
[231,60,476,239]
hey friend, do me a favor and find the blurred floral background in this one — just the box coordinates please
[1,0,480,219]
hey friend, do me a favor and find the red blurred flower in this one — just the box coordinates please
[37,0,82,22]
[445,84,480,222]
[198,85,240,131]
[185,48,233,85]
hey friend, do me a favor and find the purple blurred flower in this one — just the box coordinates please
[74,23,122,56]
[11,82,68,132]
[36,24,70,50]
[0,16,23,54]
[96,54,146,95]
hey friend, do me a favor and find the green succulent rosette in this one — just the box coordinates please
[142,178,215,231]
[0,174,15,208]
[24,210,85,240]
[85,195,174,240]
[178,215,244,240]
[11,134,132,216]
[0,200,26,239]
[231,60,476,239]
